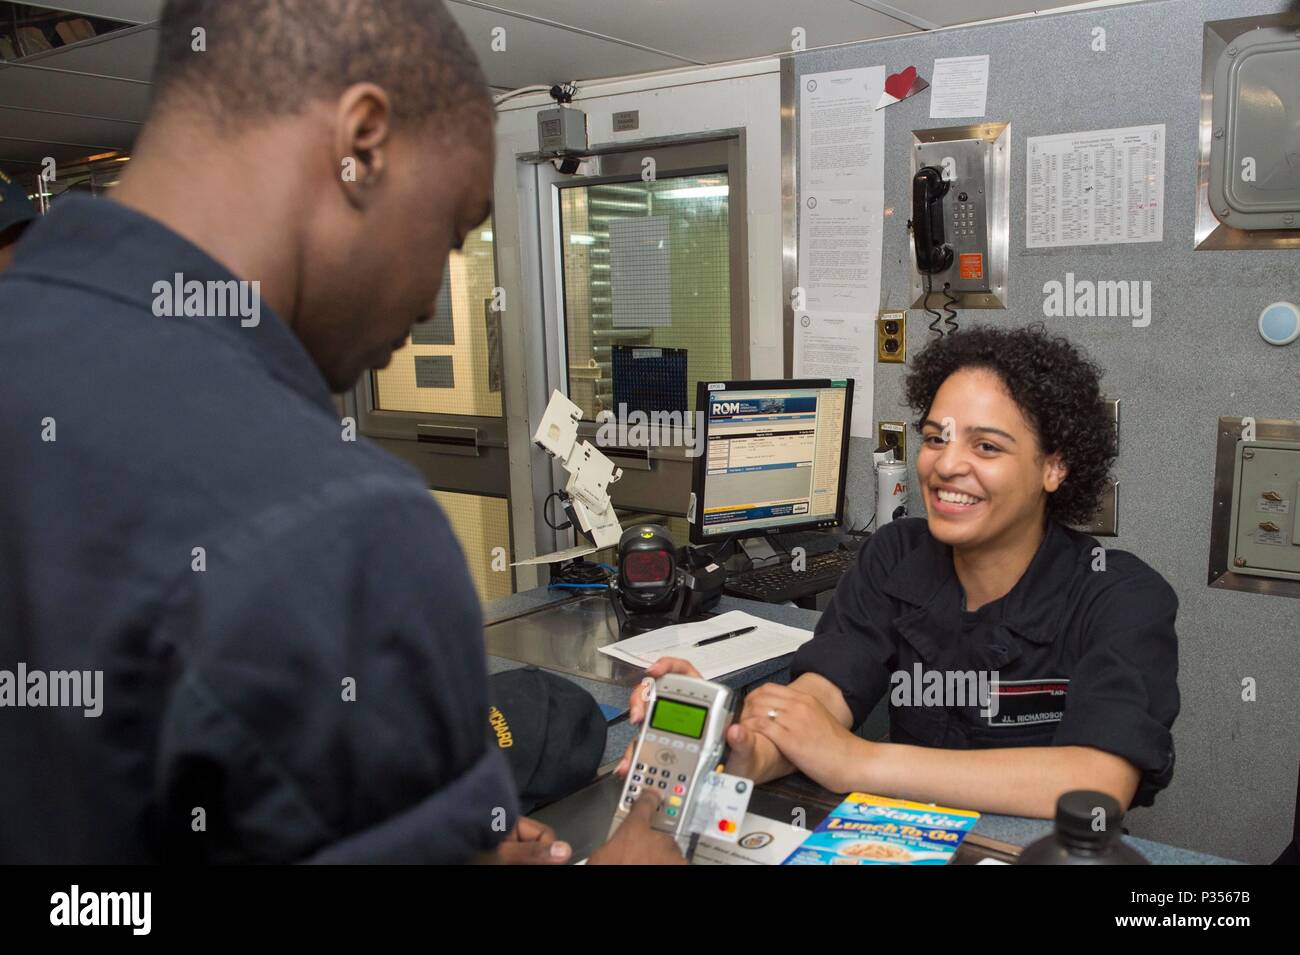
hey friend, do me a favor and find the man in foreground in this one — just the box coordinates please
[0,0,675,864]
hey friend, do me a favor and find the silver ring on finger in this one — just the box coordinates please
[767,708,779,720]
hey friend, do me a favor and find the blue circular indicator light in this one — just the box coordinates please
[1258,302,1300,346]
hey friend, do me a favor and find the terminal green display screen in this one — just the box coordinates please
[650,699,708,739]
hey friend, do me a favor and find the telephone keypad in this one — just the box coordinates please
[951,200,980,238]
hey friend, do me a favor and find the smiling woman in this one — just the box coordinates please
[905,323,1117,530]
[902,325,1120,613]
[636,323,1179,822]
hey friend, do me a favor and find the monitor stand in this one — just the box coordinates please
[736,536,780,562]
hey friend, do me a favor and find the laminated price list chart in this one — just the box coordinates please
[1026,124,1166,248]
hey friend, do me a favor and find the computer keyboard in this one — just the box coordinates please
[724,548,858,604]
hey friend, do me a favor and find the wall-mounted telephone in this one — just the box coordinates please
[911,165,954,275]
[909,123,1011,311]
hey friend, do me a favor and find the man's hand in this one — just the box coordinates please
[493,816,572,865]
[588,791,686,865]
[742,683,864,793]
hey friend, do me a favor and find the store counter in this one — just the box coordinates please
[483,587,1237,865]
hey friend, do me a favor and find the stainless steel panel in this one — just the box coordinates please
[1208,416,1300,598]
[1073,481,1119,538]
[909,122,1011,310]
[483,593,645,686]
[1196,14,1300,251]
[416,424,480,456]
[367,436,511,497]
[609,457,693,516]
[602,447,652,472]
[780,55,798,378]
[1224,442,1300,580]
[1070,398,1120,538]
[727,132,751,381]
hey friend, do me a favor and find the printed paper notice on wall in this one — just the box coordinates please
[929,55,989,119]
[796,66,884,436]
[797,68,885,313]
[793,312,873,439]
[798,191,883,314]
[1026,124,1166,249]
[800,66,886,193]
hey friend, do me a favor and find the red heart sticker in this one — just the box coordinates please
[885,66,918,100]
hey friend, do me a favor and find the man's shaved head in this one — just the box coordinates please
[152,0,491,134]
[119,0,497,392]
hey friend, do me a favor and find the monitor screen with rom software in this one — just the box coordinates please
[689,379,853,545]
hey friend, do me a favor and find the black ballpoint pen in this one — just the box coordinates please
[692,625,757,648]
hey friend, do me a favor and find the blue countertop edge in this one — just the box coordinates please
[485,587,1239,865]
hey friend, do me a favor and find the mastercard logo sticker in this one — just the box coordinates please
[717,819,737,833]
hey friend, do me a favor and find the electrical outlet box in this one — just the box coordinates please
[1207,24,1300,232]
[1196,14,1300,249]
[877,310,906,363]
[1073,481,1119,538]
[1069,398,1120,537]
[538,106,588,157]
[878,421,907,461]
[1227,440,1300,580]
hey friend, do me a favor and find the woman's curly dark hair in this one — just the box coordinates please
[903,324,1116,526]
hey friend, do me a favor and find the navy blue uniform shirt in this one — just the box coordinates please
[0,198,518,862]
[791,516,1180,807]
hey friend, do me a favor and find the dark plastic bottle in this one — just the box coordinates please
[1017,790,1150,865]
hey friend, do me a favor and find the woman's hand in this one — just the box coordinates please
[719,720,794,785]
[614,658,795,786]
[741,683,867,794]
[615,657,701,778]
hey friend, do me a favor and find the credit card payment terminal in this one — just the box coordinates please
[609,674,735,852]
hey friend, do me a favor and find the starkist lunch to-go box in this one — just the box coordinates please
[781,793,981,865]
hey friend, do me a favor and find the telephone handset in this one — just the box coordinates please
[911,165,954,274]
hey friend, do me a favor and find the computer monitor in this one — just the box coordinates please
[689,378,853,545]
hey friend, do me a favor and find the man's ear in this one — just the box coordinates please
[334,82,392,209]
[1043,453,1068,493]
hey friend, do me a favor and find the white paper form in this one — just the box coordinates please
[929,55,990,119]
[800,66,885,193]
[797,66,885,439]
[793,312,872,438]
[597,610,812,680]
[1026,124,1165,248]
[798,191,881,315]
[798,67,885,311]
